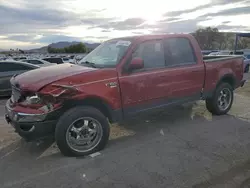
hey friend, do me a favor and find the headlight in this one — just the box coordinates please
[22,94,41,105]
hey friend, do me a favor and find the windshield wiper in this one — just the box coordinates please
[82,61,96,68]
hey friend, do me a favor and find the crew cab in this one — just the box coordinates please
[5,34,245,156]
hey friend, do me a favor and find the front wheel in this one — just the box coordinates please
[55,106,110,156]
[206,83,234,115]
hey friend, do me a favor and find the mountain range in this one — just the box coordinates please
[27,41,100,53]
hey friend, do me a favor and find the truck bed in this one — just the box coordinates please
[203,55,243,62]
[203,55,244,94]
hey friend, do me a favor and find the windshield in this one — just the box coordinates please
[79,39,131,68]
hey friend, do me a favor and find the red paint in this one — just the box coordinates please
[10,34,244,115]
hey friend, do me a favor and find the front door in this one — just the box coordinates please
[119,39,168,116]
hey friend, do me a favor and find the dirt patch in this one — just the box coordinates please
[190,101,212,121]
[0,125,20,150]
[109,123,135,140]
[236,81,250,98]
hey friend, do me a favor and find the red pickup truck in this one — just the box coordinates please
[5,34,245,156]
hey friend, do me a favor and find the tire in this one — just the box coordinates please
[205,98,214,114]
[55,106,110,156]
[205,82,234,115]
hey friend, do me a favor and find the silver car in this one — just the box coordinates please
[0,61,39,96]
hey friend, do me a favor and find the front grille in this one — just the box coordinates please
[11,85,22,103]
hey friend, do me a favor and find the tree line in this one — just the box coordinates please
[192,27,250,50]
[47,42,89,53]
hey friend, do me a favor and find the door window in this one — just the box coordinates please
[164,38,196,67]
[132,40,165,69]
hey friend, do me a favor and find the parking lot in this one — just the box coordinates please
[0,73,250,188]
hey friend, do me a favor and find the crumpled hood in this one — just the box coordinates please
[12,63,96,91]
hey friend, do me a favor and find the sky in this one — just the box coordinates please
[0,0,250,50]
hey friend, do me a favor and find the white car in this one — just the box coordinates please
[208,52,219,56]
[62,57,76,64]
[21,59,54,67]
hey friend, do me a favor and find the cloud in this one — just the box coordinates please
[164,4,209,17]
[0,5,79,37]
[216,25,250,31]
[164,0,248,17]
[0,4,115,36]
[153,18,205,33]
[213,0,248,4]
[1,0,250,49]
[81,18,114,25]
[37,35,83,44]
[0,5,78,26]
[197,6,250,19]
[6,35,38,42]
[92,18,145,30]
[151,0,250,34]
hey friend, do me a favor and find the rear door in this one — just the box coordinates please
[162,37,204,99]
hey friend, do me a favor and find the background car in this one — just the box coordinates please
[42,57,64,64]
[0,61,39,96]
[21,59,53,67]
[62,57,70,63]
[244,56,250,73]
[208,52,220,56]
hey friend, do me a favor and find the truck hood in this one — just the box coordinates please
[12,63,96,91]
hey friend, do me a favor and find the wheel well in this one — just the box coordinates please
[63,97,113,122]
[219,75,235,88]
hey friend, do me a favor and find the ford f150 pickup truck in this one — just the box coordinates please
[5,34,245,156]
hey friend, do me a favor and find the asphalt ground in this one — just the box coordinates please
[0,73,250,188]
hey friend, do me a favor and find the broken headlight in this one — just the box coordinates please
[21,94,42,105]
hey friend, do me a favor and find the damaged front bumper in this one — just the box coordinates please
[5,99,62,141]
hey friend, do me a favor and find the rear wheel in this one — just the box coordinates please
[55,106,110,156]
[205,83,234,115]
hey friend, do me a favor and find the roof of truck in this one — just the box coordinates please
[108,34,193,42]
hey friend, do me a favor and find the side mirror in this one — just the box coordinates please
[128,57,144,70]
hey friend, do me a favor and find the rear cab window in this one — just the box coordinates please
[163,37,196,67]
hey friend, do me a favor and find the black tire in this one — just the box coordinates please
[205,98,214,114]
[205,82,234,115]
[55,106,110,156]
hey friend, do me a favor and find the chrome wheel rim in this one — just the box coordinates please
[217,88,232,111]
[66,117,103,152]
